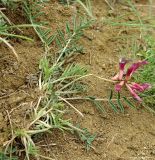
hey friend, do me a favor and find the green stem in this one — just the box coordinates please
[0,32,33,41]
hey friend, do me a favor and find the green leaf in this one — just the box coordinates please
[117,92,124,113]
[123,96,136,109]
[109,101,118,113]
[108,90,118,113]
[66,22,71,34]
[57,29,66,45]
[109,90,113,100]
[88,97,105,113]
[55,37,63,48]
[76,127,96,151]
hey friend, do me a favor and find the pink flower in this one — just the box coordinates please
[125,60,148,81]
[112,58,130,81]
[112,58,151,102]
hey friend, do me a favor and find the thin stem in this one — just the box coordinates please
[64,97,109,101]
[59,73,116,91]
[25,7,46,46]
[104,0,114,10]
[7,24,47,29]
[58,96,84,117]
[0,32,33,41]
[135,4,155,8]
[22,137,30,160]
[56,32,75,64]
[27,108,53,129]
[35,96,42,112]
[0,37,19,60]
[0,10,12,25]
[26,128,51,135]
[63,94,155,102]
[76,0,94,18]
[67,123,85,133]
[56,91,80,95]
[4,136,17,155]
[51,74,82,84]
[37,154,55,160]
[91,74,117,83]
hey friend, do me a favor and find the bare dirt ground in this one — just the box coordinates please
[1,0,155,160]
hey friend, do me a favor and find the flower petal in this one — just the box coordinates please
[118,58,129,80]
[119,58,128,69]
[130,83,145,92]
[112,58,130,81]
[119,70,124,81]
[130,82,151,92]
[126,60,148,80]
[126,84,142,102]
[111,72,119,80]
[115,81,124,92]
[141,83,151,90]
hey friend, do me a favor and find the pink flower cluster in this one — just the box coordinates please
[112,58,151,102]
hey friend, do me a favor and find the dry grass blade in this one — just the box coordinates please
[104,0,114,10]
[5,110,14,159]
[0,37,19,61]
[58,96,84,117]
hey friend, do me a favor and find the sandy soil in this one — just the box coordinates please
[1,0,155,159]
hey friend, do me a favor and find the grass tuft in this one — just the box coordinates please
[2,1,96,159]
[134,35,155,110]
